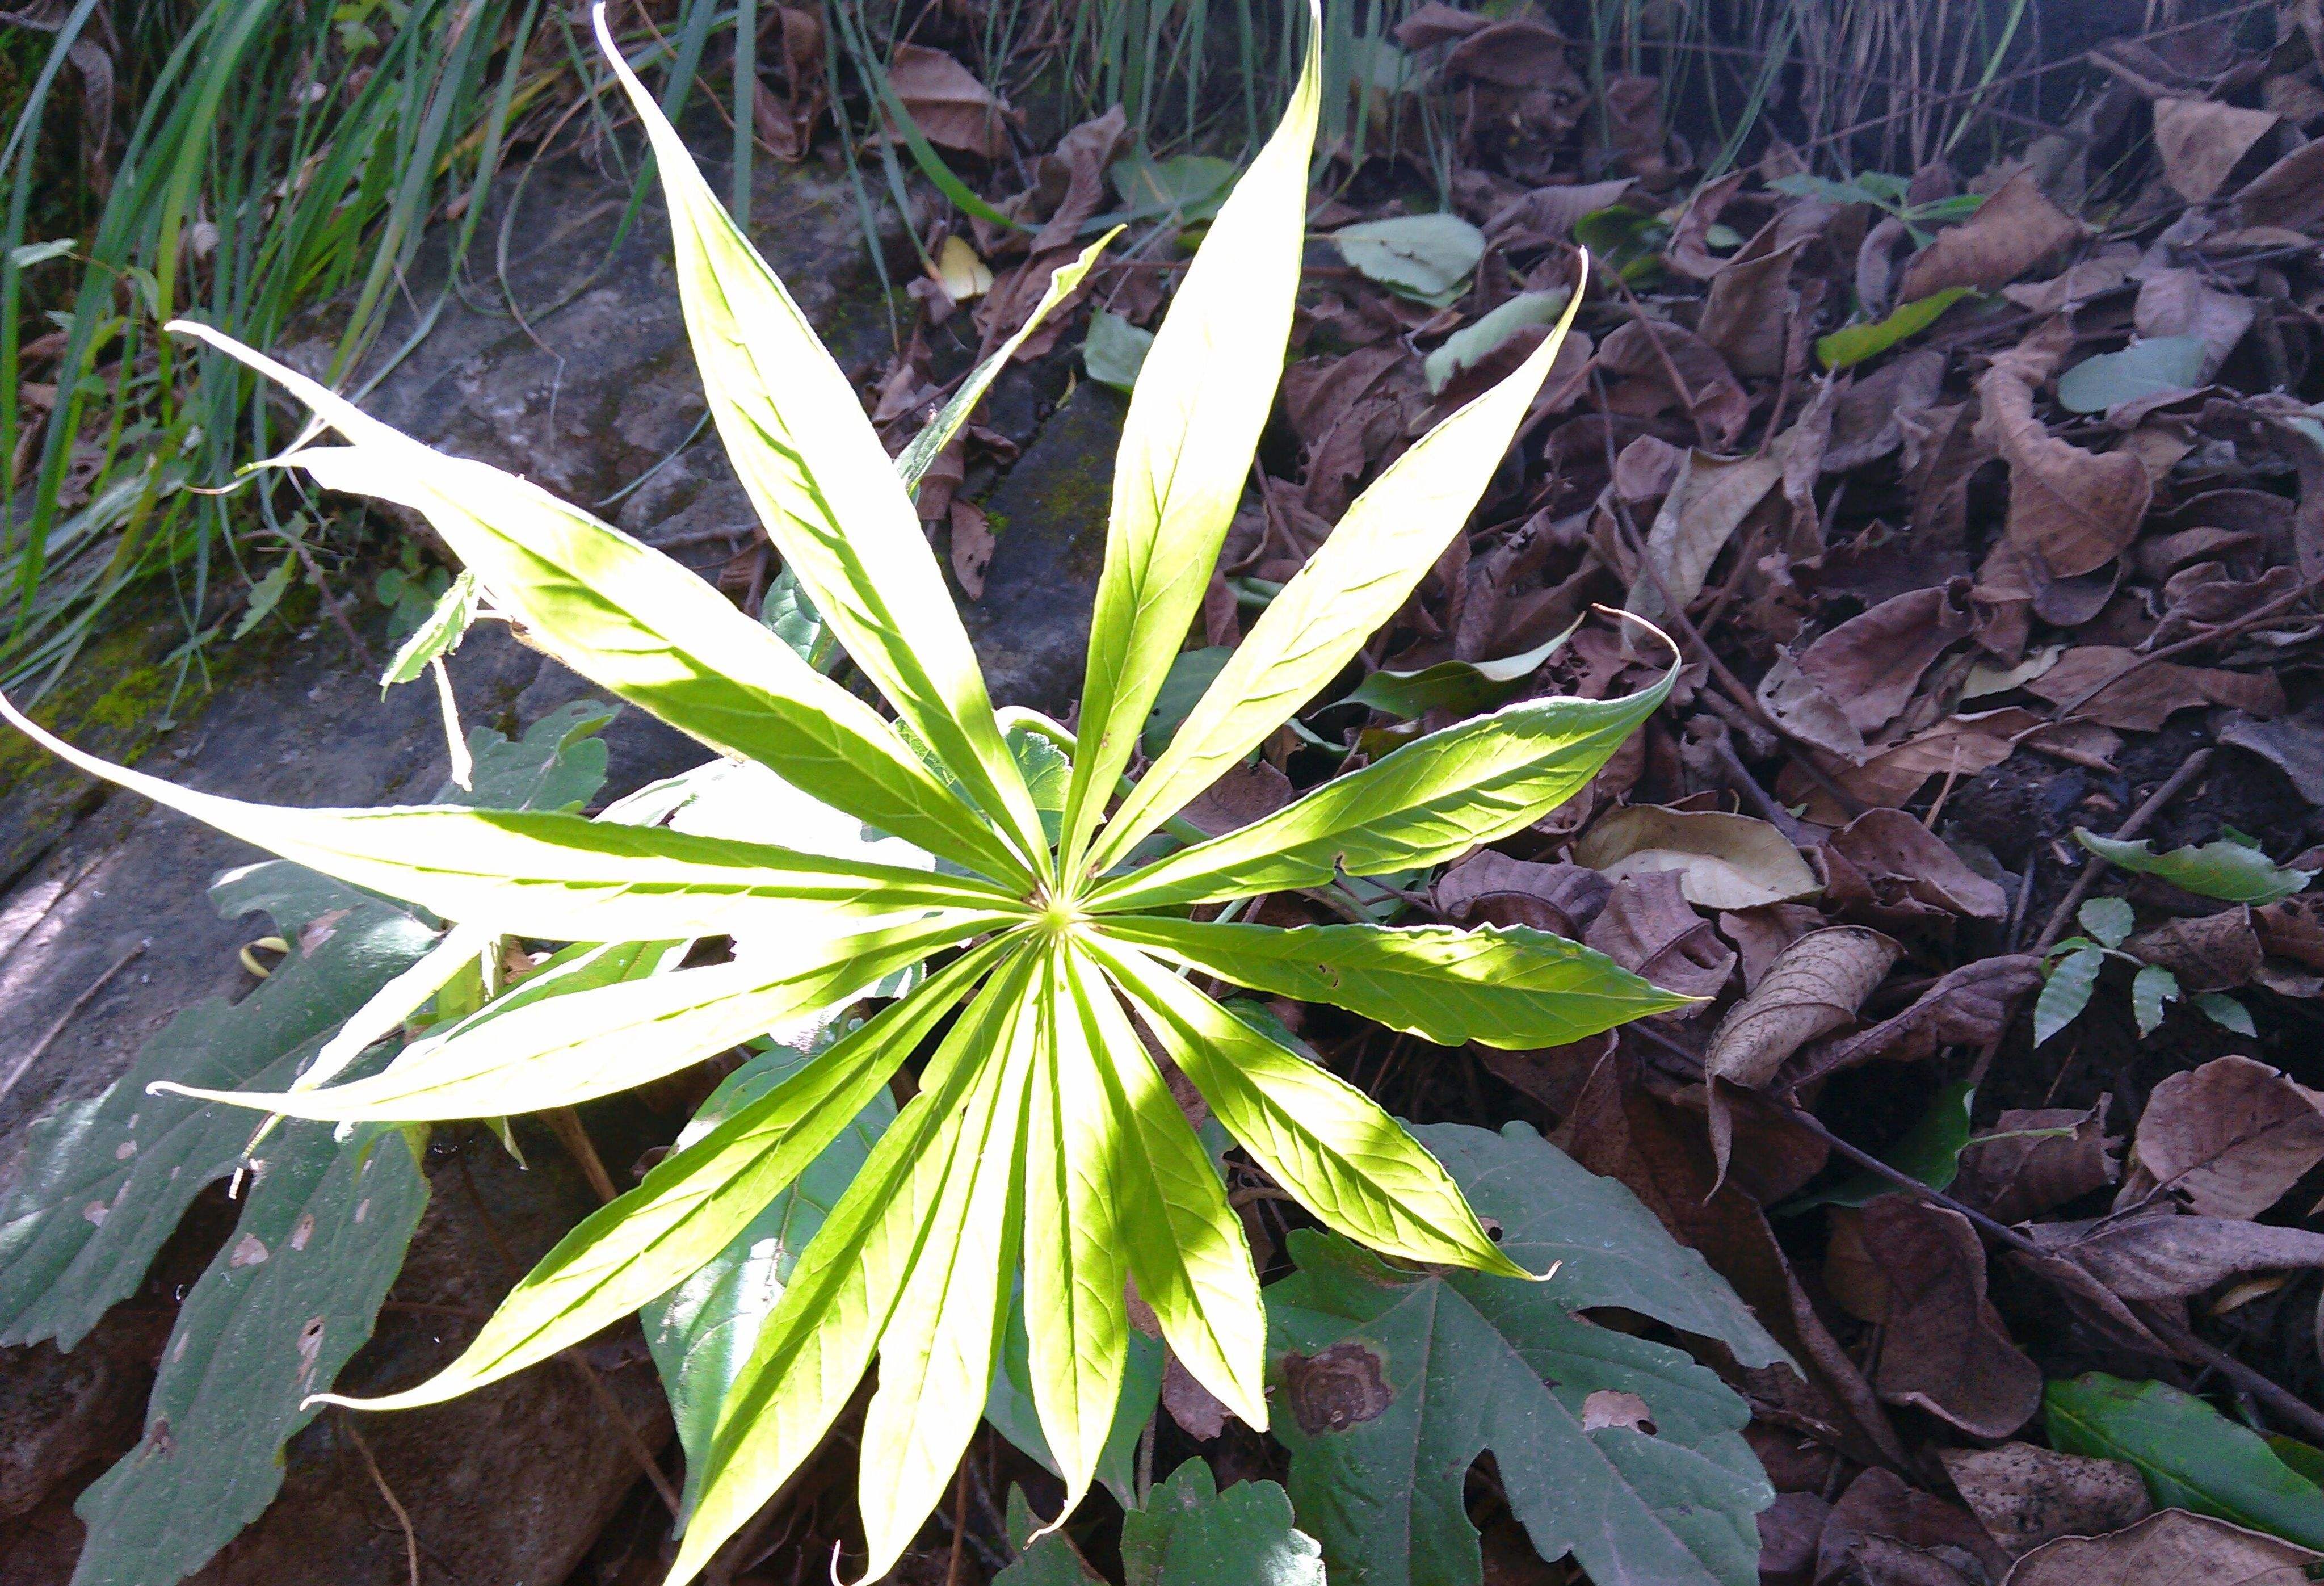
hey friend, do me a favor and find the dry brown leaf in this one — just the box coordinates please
[1757,1491,1829,1585]
[1823,808,2010,923]
[2125,907,2262,993]
[1799,582,1978,737]
[2001,255,2136,314]
[1705,926,1897,1094]
[2006,1509,2321,1585]
[2134,267,2257,379]
[1578,1388,1655,1433]
[947,498,994,599]
[1817,1468,2013,1586]
[1716,903,1827,990]
[1787,955,2044,1089]
[1976,355,2152,578]
[1176,760,1293,839]
[2025,646,2284,729]
[1897,173,2083,300]
[1484,179,1638,248]
[1829,1198,2044,1440]
[2236,137,2324,230]
[1595,318,1750,449]
[2031,1207,2324,1302]
[2152,99,2281,203]
[1434,850,1611,937]
[1575,806,1822,911]
[2256,895,2324,970]
[1825,350,1947,474]
[1954,1100,2119,1224]
[885,44,1011,158]
[1159,1346,1229,1440]
[1583,869,1737,1005]
[1699,233,1804,380]
[2118,1055,2324,1220]
[1940,1442,2151,1556]
[1621,447,1784,625]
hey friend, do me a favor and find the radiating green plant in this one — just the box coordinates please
[1,7,1684,1577]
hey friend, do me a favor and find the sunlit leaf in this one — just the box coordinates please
[596,10,1049,872]
[1095,941,1526,1278]
[1091,279,1585,872]
[2048,1373,2324,1550]
[1056,20,1321,878]
[1098,917,1690,1050]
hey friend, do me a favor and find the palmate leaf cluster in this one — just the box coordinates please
[2,6,1693,1579]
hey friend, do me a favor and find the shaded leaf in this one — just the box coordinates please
[2046,1374,2324,1550]
[1817,287,1974,371]
[1333,214,1485,307]
[2075,830,2313,905]
[1119,1459,1326,1586]
[1266,1121,1780,1586]
[2057,337,2210,414]
[1084,310,1154,393]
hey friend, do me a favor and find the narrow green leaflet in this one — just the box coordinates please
[0,694,1016,942]
[855,971,1036,1580]
[596,11,1049,874]
[1102,917,1690,1050]
[325,940,1015,1414]
[1342,630,1570,719]
[71,1130,428,1586]
[674,953,1040,1585]
[984,1283,1162,1513]
[1815,287,1974,370]
[167,324,1031,887]
[1096,942,1526,1279]
[0,868,433,1350]
[2132,964,2179,1036]
[1019,946,1131,1509]
[159,912,999,1122]
[2048,1374,2324,1550]
[2035,946,2103,1046]
[642,1035,896,1517]
[2075,828,2314,905]
[1119,1461,1326,1586]
[1057,15,1321,878]
[1266,1123,1780,1586]
[1091,280,1585,872]
[1065,943,1268,1429]
[379,567,478,688]
[1091,666,1672,911]
[898,232,1117,493]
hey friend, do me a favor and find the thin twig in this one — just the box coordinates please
[543,1106,620,1203]
[288,536,376,667]
[2049,582,2317,721]
[1596,266,1714,452]
[0,938,145,1105]
[2030,750,2212,956]
[341,1411,422,1586]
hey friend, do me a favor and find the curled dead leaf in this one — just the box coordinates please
[2005,1509,2321,1585]
[1824,808,2010,924]
[2031,1207,2324,1302]
[1575,806,1822,911]
[1976,351,2152,579]
[1707,926,1897,1111]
